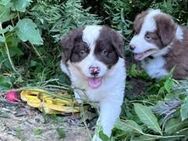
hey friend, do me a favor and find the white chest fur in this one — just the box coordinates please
[142,56,169,79]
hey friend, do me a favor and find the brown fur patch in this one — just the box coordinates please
[94,26,124,67]
[60,28,84,63]
[165,27,188,79]
[153,14,188,79]
[133,10,148,34]
[70,39,90,62]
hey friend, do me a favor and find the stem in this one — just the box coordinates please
[0,22,19,74]
[17,12,20,20]
[11,19,14,27]
[143,133,185,139]
[31,43,44,64]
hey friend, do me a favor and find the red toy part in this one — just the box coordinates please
[5,90,20,103]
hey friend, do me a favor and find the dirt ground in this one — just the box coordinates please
[0,97,96,141]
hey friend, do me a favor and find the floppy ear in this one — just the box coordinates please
[111,30,125,58]
[59,28,83,63]
[155,14,176,46]
[60,35,73,63]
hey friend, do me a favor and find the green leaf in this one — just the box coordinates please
[165,118,188,134]
[0,4,12,22]
[180,96,188,121]
[99,130,110,141]
[9,46,23,57]
[16,18,43,45]
[0,35,5,42]
[115,119,143,134]
[12,0,32,12]
[134,103,162,135]
[129,64,138,77]
[164,78,173,93]
[0,75,12,91]
[6,32,20,49]
[0,0,11,5]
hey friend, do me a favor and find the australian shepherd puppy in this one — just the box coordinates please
[130,9,188,79]
[60,25,126,140]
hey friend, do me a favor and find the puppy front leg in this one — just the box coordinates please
[93,98,123,141]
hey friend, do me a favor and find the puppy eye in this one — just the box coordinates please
[79,50,87,56]
[145,34,152,40]
[102,49,109,56]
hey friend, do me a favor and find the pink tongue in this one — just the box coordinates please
[88,78,102,89]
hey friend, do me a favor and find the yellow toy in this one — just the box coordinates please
[20,88,80,114]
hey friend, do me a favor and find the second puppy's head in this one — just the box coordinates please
[129,9,180,60]
[60,25,124,89]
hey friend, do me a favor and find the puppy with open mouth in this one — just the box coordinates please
[60,25,126,140]
[130,9,188,79]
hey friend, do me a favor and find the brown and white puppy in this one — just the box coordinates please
[130,9,188,79]
[60,25,126,140]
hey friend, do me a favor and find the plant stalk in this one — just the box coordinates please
[0,22,19,74]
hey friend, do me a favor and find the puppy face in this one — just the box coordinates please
[60,25,124,89]
[130,9,176,60]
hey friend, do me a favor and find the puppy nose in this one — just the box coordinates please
[89,66,100,76]
[129,44,136,51]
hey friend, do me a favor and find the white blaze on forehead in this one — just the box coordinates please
[140,9,161,35]
[82,25,102,48]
